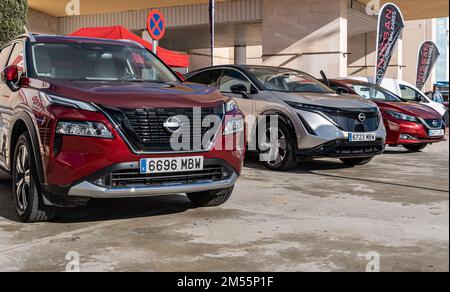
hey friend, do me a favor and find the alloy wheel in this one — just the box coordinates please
[260,127,287,167]
[15,145,31,214]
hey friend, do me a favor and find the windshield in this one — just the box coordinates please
[247,67,334,94]
[351,84,403,102]
[30,42,178,82]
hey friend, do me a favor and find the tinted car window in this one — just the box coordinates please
[400,85,420,101]
[0,45,13,69]
[247,67,333,93]
[187,70,222,86]
[30,42,177,82]
[219,69,252,93]
[352,84,402,102]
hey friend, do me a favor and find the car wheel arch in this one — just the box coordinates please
[254,110,298,149]
[9,112,46,185]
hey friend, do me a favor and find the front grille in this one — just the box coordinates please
[330,144,385,156]
[104,106,224,152]
[106,165,227,189]
[322,108,380,132]
[422,118,443,129]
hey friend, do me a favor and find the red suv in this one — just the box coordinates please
[0,34,245,222]
[328,79,446,151]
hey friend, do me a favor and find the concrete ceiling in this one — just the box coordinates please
[359,0,449,20]
[29,0,449,20]
[29,0,228,17]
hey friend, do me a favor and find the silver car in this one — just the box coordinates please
[186,66,386,171]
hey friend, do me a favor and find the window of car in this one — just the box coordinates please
[187,69,222,87]
[7,42,24,72]
[399,85,422,102]
[218,69,253,94]
[29,42,178,82]
[352,84,403,102]
[247,67,333,94]
[0,45,13,70]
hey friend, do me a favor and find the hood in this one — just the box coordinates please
[377,101,441,119]
[272,91,378,110]
[37,80,225,109]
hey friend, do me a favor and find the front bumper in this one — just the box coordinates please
[294,108,386,151]
[68,159,238,198]
[296,139,385,158]
[385,119,446,145]
[68,174,238,198]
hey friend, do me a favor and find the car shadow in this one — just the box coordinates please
[244,153,354,173]
[0,171,195,224]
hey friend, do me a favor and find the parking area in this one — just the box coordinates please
[0,136,448,272]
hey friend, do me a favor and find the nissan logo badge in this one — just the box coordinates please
[163,116,183,133]
[358,113,366,122]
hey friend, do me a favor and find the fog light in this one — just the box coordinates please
[223,118,244,136]
[92,177,107,187]
[400,134,417,140]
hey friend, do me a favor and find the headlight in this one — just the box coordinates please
[225,99,239,113]
[40,92,98,112]
[223,118,244,136]
[56,121,113,139]
[387,111,418,123]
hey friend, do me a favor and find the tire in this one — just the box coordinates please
[259,119,298,171]
[187,187,234,207]
[12,133,56,223]
[340,157,374,166]
[403,143,428,152]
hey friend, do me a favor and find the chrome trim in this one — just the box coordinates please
[68,173,238,198]
[417,117,443,130]
[93,104,226,155]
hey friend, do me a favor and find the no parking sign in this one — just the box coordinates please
[147,9,166,53]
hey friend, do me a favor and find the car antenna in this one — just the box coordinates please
[320,70,331,87]
[24,26,36,42]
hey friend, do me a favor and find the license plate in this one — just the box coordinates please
[140,156,204,174]
[429,129,445,137]
[349,132,376,142]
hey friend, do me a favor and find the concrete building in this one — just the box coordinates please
[27,0,449,90]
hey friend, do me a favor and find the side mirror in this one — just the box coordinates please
[335,87,349,95]
[230,83,249,98]
[1,65,21,91]
[175,71,186,82]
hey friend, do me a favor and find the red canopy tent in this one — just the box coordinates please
[69,26,189,68]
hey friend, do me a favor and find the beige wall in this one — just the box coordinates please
[402,19,436,91]
[348,31,403,80]
[261,0,348,78]
[347,19,438,91]
[27,8,57,34]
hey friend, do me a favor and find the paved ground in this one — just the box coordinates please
[0,136,448,272]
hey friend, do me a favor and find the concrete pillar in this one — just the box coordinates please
[262,0,348,78]
[234,45,247,65]
[27,9,57,35]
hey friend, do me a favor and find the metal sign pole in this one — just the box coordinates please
[209,0,215,66]
[153,40,158,55]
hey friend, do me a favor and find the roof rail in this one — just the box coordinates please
[23,27,36,42]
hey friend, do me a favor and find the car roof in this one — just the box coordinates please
[14,34,143,48]
[189,64,309,74]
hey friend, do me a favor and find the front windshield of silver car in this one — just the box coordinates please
[248,67,334,94]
